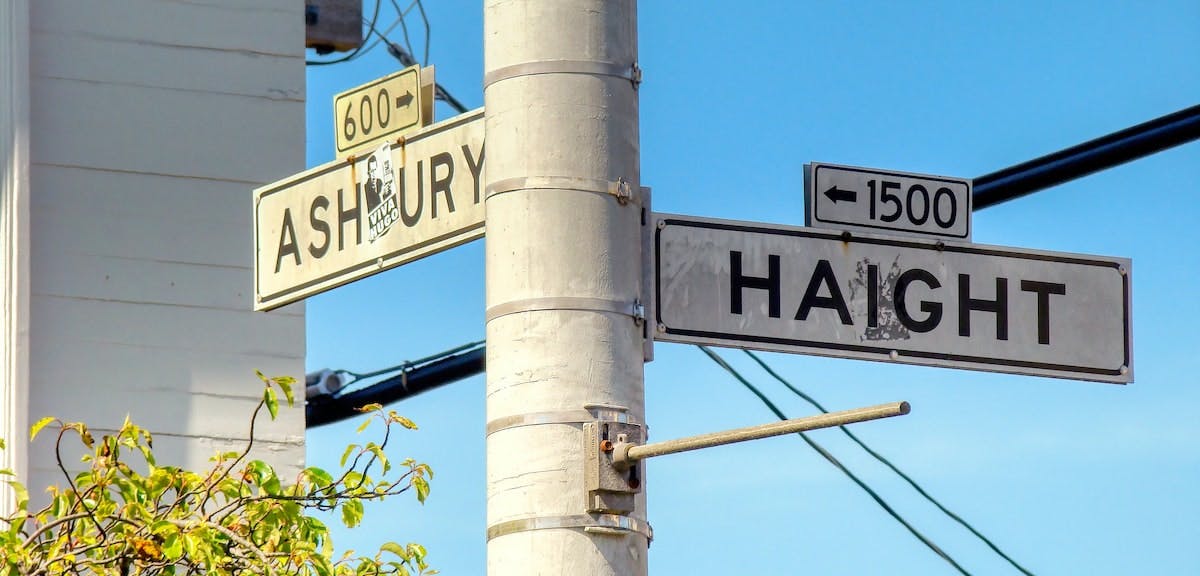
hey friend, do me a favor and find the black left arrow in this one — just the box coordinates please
[823,185,858,204]
[395,91,414,109]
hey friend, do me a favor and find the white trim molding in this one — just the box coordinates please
[0,0,31,516]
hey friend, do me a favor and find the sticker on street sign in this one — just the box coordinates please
[805,162,972,240]
[334,65,424,159]
[653,214,1132,383]
[255,109,485,311]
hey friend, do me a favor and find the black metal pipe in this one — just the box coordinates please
[306,347,485,428]
[973,104,1200,210]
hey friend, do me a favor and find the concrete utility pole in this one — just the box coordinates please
[483,0,647,574]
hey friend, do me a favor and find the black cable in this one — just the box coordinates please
[338,340,484,385]
[435,84,469,114]
[306,0,383,66]
[742,350,1037,575]
[699,346,972,576]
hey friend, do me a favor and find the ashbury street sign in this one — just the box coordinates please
[254,109,484,310]
[653,214,1133,383]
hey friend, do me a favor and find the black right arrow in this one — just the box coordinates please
[823,185,858,204]
[395,91,414,109]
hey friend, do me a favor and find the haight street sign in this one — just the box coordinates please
[805,162,972,240]
[254,109,484,311]
[653,214,1132,383]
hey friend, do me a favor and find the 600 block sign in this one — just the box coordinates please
[334,66,423,157]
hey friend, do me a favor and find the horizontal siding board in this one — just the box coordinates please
[30,77,303,182]
[30,295,304,357]
[28,386,305,446]
[31,30,302,101]
[29,340,302,400]
[31,166,257,269]
[31,251,302,314]
[31,0,298,57]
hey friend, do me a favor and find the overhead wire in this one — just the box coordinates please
[308,0,470,115]
[699,346,973,576]
[742,350,1037,576]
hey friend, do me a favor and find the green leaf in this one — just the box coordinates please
[340,444,360,468]
[264,386,279,420]
[412,476,429,504]
[6,480,28,510]
[380,542,409,561]
[304,466,335,489]
[255,369,269,383]
[366,443,390,474]
[30,416,56,440]
[162,531,183,561]
[341,499,364,529]
[276,376,296,407]
[312,554,334,576]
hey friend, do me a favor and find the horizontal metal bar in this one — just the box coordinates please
[614,401,909,466]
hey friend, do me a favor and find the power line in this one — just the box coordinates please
[699,346,972,576]
[742,350,1037,576]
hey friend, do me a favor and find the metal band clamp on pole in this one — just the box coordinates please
[483,59,642,90]
[486,404,641,437]
[486,296,645,325]
[611,401,910,468]
[486,513,653,543]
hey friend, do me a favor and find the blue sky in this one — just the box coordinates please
[302,2,1199,574]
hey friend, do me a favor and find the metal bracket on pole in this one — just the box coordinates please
[584,412,645,514]
[639,186,655,362]
[609,402,910,470]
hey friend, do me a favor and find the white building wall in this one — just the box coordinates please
[17,0,306,495]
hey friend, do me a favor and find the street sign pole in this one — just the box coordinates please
[484,1,648,575]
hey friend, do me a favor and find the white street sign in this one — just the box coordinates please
[805,162,972,240]
[653,214,1132,383]
[254,109,484,311]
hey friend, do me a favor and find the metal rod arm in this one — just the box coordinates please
[613,401,910,466]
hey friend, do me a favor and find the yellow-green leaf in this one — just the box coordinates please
[30,416,56,441]
[413,476,429,504]
[341,499,364,529]
[356,403,383,413]
[355,417,372,434]
[389,413,419,430]
[340,444,359,468]
[264,386,279,420]
[380,542,409,561]
[276,376,296,406]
